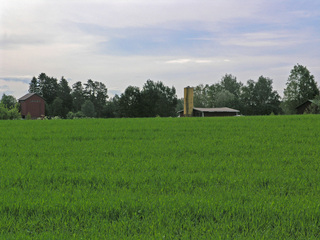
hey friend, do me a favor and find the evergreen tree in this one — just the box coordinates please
[29,77,40,94]
[72,81,85,112]
[57,77,73,118]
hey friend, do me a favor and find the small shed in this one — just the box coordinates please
[178,107,240,117]
[296,100,319,114]
[18,93,45,119]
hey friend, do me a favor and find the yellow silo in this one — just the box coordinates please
[184,87,194,117]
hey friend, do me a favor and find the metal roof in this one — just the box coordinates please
[296,99,320,109]
[177,107,240,113]
[193,107,240,113]
[18,93,44,101]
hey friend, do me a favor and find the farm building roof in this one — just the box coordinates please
[177,107,240,113]
[295,99,320,109]
[18,93,44,101]
[193,107,239,113]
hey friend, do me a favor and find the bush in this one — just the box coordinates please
[0,103,20,120]
[0,105,9,120]
[75,111,86,118]
[52,116,61,120]
[67,111,86,119]
[67,111,75,119]
[8,107,20,119]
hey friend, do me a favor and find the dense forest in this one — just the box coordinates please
[1,64,319,119]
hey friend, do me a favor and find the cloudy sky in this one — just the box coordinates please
[1,0,319,99]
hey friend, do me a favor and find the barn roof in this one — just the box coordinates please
[177,107,240,113]
[193,107,240,113]
[18,93,44,101]
[296,99,320,109]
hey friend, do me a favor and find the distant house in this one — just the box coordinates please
[178,107,240,117]
[18,93,45,119]
[296,100,320,114]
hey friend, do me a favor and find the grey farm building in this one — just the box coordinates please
[178,87,240,117]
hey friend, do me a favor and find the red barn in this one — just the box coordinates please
[18,93,45,119]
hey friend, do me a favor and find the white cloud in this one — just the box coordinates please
[0,79,29,98]
[0,0,319,99]
[0,0,265,33]
[165,58,212,64]
[222,31,312,48]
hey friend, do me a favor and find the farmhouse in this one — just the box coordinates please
[19,93,45,119]
[178,87,240,117]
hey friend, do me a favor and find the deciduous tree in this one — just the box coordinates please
[215,74,243,109]
[104,95,121,118]
[38,73,59,105]
[81,100,96,117]
[240,76,281,115]
[52,97,64,117]
[219,74,242,99]
[84,79,108,117]
[283,64,319,114]
[1,94,17,109]
[214,90,235,108]
[140,80,177,117]
[119,86,142,117]
[193,84,213,108]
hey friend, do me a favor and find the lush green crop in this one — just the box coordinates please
[1,115,320,239]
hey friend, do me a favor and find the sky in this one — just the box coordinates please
[1,0,320,99]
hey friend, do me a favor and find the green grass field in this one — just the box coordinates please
[1,115,320,239]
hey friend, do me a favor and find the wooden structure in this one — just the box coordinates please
[19,93,45,119]
[296,100,318,114]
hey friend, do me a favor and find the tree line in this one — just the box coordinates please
[27,73,177,118]
[194,74,281,115]
[191,64,319,115]
[192,74,281,115]
[0,63,319,119]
